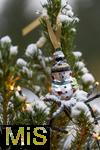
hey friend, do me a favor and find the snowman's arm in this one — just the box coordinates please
[41,94,61,105]
[49,104,64,126]
[52,104,64,118]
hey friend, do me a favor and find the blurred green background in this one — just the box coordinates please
[0,0,100,88]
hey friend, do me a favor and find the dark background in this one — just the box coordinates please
[0,0,100,89]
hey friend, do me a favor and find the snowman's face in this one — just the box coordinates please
[52,72,61,81]
[60,71,72,80]
[52,71,72,81]
[51,81,73,100]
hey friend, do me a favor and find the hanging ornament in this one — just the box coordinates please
[51,50,79,100]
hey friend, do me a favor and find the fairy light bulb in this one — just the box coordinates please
[10,85,14,91]
[95,81,99,86]
[26,103,32,111]
[17,86,21,91]
[16,86,23,96]
[93,132,100,140]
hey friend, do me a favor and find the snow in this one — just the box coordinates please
[22,66,33,78]
[42,8,48,17]
[71,101,92,120]
[27,70,32,78]
[71,28,76,33]
[26,0,74,15]
[38,55,46,68]
[81,67,88,74]
[59,15,73,23]
[58,5,79,23]
[73,51,82,58]
[34,85,41,93]
[9,46,18,56]
[0,36,11,45]
[75,61,85,70]
[74,17,80,22]
[63,123,77,149]
[61,0,68,7]
[16,58,27,67]
[58,1,79,23]
[67,10,74,17]
[38,49,42,55]
[22,88,50,114]
[81,73,95,84]
[66,4,72,10]
[22,66,29,73]
[45,57,52,62]
[25,44,37,58]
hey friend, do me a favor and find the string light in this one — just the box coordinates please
[93,132,100,140]
[10,85,14,91]
[16,86,21,91]
[95,81,99,86]
[26,103,31,108]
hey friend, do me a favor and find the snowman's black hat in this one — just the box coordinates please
[52,50,71,73]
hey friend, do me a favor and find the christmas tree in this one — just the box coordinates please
[0,0,100,149]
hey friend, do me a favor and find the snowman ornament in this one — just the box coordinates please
[51,50,79,100]
[41,50,100,149]
[49,50,100,127]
